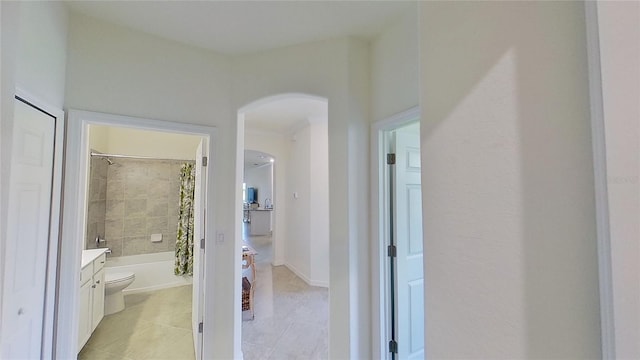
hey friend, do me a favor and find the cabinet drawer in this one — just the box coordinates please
[94,253,106,272]
[80,264,93,285]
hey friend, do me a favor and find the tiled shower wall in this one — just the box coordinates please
[86,156,107,249]
[86,157,190,257]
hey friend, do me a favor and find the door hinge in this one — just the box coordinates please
[387,244,397,257]
[389,339,398,354]
[200,238,205,250]
[202,156,208,167]
[387,153,396,165]
[198,322,203,333]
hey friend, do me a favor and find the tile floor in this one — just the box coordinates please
[242,234,328,359]
[78,285,194,360]
[79,231,328,360]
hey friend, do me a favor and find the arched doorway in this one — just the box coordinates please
[237,93,330,358]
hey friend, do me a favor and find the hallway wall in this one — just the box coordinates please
[0,1,69,356]
[597,1,640,357]
[371,8,419,122]
[308,118,329,287]
[419,1,600,358]
[66,10,372,358]
[64,11,235,359]
[287,125,311,280]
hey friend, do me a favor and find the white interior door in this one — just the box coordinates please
[0,98,56,359]
[393,126,424,360]
[192,140,206,360]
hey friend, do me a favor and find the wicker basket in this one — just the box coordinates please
[242,277,252,311]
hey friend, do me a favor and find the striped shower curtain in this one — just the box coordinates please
[175,163,195,276]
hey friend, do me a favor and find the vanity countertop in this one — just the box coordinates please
[81,248,109,269]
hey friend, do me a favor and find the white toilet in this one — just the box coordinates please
[104,270,136,315]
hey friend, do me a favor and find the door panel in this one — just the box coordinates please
[192,140,206,360]
[1,99,56,359]
[92,269,105,331]
[393,128,424,360]
[77,282,92,350]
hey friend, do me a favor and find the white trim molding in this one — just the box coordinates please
[370,106,420,360]
[584,3,615,359]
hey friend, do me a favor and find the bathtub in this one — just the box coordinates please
[105,251,192,294]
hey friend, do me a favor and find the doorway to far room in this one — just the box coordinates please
[239,94,330,359]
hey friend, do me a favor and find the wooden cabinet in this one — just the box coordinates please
[77,252,106,352]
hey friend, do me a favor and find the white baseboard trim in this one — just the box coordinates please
[284,263,311,285]
[272,258,285,267]
[284,262,329,288]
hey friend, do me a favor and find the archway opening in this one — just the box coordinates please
[237,93,329,358]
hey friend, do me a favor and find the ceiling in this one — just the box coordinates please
[64,1,414,55]
[245,150,274,170]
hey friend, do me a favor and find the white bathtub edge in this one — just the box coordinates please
[123,279,192,295]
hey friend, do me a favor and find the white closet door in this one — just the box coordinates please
[393,129,425,360]
[1,99,56,359]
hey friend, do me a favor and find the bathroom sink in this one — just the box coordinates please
[81,248,109,269]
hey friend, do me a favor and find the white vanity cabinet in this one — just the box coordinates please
[78,250,107,352]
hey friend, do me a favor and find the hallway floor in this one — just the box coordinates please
[79,230,327,359]
[242,233,328,359]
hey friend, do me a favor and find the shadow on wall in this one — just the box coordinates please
[421,1,600,358]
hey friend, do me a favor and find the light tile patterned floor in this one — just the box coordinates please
[79,231,327,360]
[78,285,194,360]
[242,234,328,360]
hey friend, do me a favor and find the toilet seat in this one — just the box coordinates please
[105,272,135,284]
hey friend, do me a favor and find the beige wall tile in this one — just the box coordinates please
[88,201,106,223]
[148,180,170,199]
[125,162,148,181]
[125,199,147,218]
[166,232,177,251]
[107,162,127,182]
[105,200,125,220]
[147,199,169,217]
[148,163,171,181]
[124,179,149,199]
[105,237,123,257]
[150,240,168,253]
[105,219,124,239]
[124,217,147,237]
[123,236,149,256]
[106,180,125,201]
[147,216,168,235]
[92,159,192,258]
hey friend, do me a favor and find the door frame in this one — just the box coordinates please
[56,110,217,359]
[370,106,420,359]
[584,2,616,358]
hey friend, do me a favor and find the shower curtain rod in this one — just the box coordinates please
[90,152,194,162]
